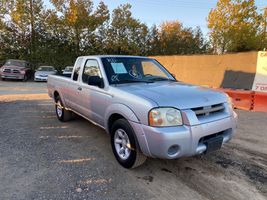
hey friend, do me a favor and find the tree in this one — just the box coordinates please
[50,0,109,56]
[147,25,161,55]
[35,9,76,69]
[107,4,149,55]
[208,0,263,53]
[0,0,14,18]
[0,1,210,68]
[83,1,110,55]
[153,20,207,55]
[0,0,45,63]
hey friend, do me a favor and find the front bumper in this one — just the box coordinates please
[130,112,237,159]
[1,74,24,80]
[34,76,48,81]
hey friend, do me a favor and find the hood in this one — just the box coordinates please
[2,65,26,70]
[35,70,56,76]
[115,81,227,109]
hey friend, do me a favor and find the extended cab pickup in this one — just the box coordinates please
[47,55,237,168]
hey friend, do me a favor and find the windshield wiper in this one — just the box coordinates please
[115,79,154,84]
[148,77,175,81]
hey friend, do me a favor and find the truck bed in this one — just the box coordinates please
[47,74,73,99]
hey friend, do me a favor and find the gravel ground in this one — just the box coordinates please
[0,80,47,95]
[0,80,266,200]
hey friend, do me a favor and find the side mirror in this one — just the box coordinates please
[88,76,104,88]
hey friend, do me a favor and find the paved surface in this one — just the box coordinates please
[0,80,266,200]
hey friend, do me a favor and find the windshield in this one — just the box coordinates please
[64,67,73,72]
[4,60,26,68]
[37,66,55,71]
[101,57,175,84]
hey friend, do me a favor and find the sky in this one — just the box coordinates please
[43,0,266,36]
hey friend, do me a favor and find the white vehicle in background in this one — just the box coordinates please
[62,66,73,77]
[34,66,57,82]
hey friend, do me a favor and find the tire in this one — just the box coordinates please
[111,119,147,169]
[1,78,5,81]
[55,96,73,122]
[22,75,28,82]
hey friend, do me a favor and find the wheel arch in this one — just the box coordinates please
[105,104,139,134]
[53,90,67,107]
[105,104,152,160]
[54,90,60,101]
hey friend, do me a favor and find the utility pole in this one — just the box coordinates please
[263,7,267,40]
[260,6,267,51]
[29,0,35,64]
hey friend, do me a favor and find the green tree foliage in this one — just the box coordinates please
[153,21,207,55]
[106,4,149,55]
[0,0,208,69]
[50,0,109,55]
[208,0,263,53]
[83,1,110,55]
[147,25,161,55]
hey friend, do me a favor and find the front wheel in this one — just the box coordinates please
[22,75,28,82]
[111,119,147,169]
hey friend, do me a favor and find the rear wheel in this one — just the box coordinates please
[111,119,147,168]
[55,96,73,122]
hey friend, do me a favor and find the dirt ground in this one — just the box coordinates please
[0,80,266,200]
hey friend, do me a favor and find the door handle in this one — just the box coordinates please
[77,87,82,91]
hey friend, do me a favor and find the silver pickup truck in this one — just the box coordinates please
[47,55,237,168]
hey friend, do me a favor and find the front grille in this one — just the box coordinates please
[192,103,225,117]
[12,69,20,73]
[3,69,11,73]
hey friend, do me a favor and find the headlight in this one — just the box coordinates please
[149,107,183,127]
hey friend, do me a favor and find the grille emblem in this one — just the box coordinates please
[203,106,212,116]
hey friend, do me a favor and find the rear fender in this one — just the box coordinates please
[52,88,67,107]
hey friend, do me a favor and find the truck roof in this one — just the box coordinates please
[76,55,151,59]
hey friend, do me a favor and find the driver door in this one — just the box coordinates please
[79,59,109,126]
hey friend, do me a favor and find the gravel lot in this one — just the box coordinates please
[0,80,266,200]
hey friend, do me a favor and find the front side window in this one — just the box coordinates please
[101,57,175,84]
[82,60,101,83]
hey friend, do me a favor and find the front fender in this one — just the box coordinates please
[104,103,152,157]
[104,103,140,131]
